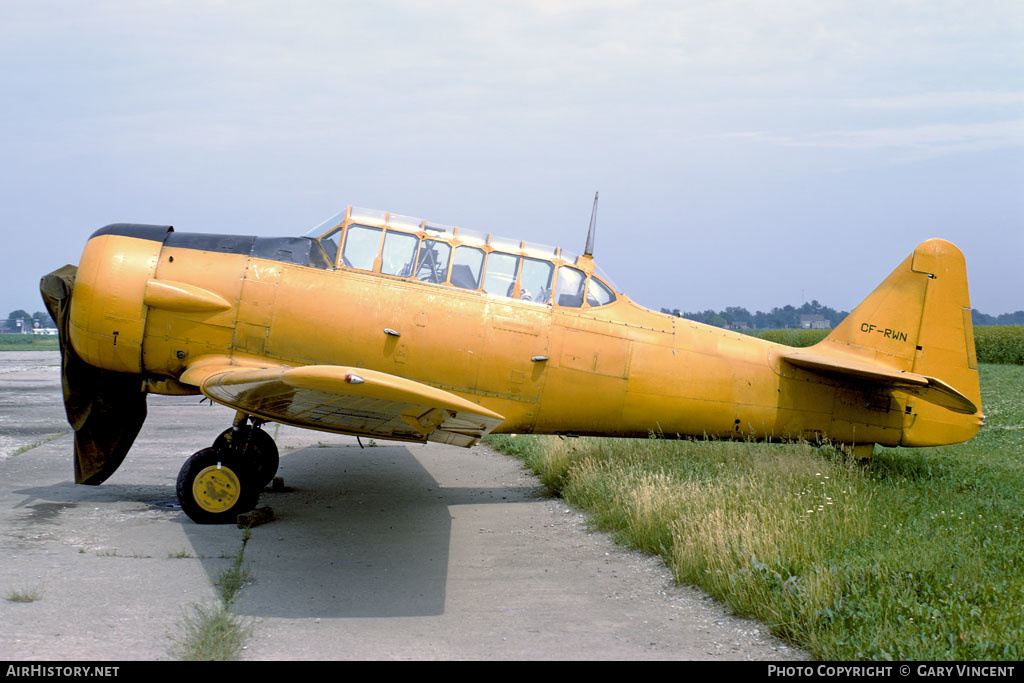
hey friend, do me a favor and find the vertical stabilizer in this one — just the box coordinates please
[818,239,981,447]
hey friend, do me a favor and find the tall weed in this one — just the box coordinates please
[487,364,1024,659]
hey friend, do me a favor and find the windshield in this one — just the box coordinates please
[303,209,348,238]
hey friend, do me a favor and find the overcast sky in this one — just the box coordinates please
[2,1,1021,321]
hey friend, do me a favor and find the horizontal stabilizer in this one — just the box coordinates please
[780,350,977,415]
[181,357,504,447]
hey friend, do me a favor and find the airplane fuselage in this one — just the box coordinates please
[48,209,982,523]
[67,225,944,451]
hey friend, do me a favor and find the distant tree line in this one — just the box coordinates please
[971,310,1024,326]
[3,309,56,333]
[660,300,850,330]
[661,301,1024,329]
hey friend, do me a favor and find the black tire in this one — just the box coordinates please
[176,447,260,524]
[213,426,280,490]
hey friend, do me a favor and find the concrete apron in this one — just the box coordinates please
[0,351,806,661]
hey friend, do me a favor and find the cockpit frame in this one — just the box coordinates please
[308,206,619,310]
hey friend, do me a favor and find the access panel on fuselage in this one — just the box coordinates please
[475,300,551,404]
[233,259,282,357]
[533,312,632,435]
[267,265,485,394]
[383,285,486,396]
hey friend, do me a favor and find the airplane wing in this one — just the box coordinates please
[180,358,505,447]
[778,350,977,415]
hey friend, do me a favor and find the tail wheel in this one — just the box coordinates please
[176,447,260,524]
[213,426,280,490]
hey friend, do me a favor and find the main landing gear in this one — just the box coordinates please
[175,413,280,524]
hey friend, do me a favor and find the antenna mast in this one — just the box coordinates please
[584,191,598,256]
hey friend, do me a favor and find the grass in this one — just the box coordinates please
[215,547,254,606]
[168,603,251,662]
[0,334,58,351]
[487,363,1024,660]
[96,549,153,558]
[169,529,254,661]
[9,432,68,456]
[4,587,42,603]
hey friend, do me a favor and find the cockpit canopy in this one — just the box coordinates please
[303,206,619,309]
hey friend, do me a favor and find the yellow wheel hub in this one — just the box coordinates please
[192,464,242,513]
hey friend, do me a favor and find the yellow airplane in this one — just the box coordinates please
[40,202,982,523]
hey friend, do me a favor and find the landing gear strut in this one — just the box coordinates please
[213,420,280,490]
[176,413,280,524]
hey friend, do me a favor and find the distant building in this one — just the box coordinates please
[1,318,32,334]
[800,314,831,329]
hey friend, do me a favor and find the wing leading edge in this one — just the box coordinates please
[180,358,505,447]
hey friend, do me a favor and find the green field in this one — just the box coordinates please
[972,327,1024,365]
[0,334,58,351]
[487,363,1024,660]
